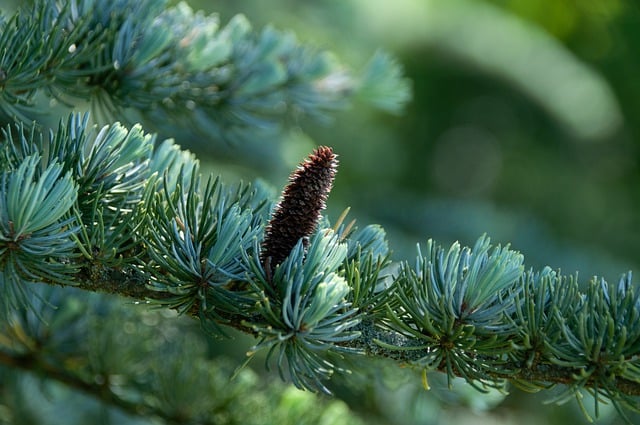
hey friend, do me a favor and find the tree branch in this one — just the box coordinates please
[58,263,640,399]
[0,351,190,424]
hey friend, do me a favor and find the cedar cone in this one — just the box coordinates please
[260,146,338,273]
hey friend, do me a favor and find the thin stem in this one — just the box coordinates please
[55,265,640,397]
[0,351,180,424]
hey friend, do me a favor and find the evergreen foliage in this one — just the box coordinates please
[0,286,363,425]
[0,0,639,424]
[0,0,407,141]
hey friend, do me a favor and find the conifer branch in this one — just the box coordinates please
[0,0,409,144]
[0,1,638,422]
[0,285,346,425]
[3,114,639,421]
[0,350,172,423]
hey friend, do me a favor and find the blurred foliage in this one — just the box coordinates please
[206,0,640,424]
[0,286,367,425]
[207,0,640,276]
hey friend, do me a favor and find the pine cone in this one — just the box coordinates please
[260,146,338,273]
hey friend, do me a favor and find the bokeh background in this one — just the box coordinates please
[204,0,640,283]
[3,0,640,424]
[202,1,640,423]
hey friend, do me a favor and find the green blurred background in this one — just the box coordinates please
[200,1,640,424]
[4,0,640,424]
[197,0,640,283]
